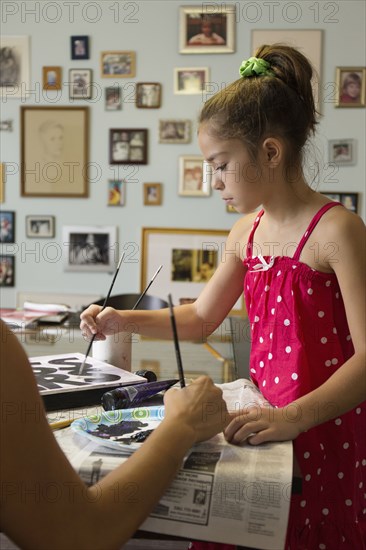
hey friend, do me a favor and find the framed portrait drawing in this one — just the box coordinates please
[141,228,245,315]
[42,66,62,90]
[322,192,358,213]
[109,129,148,165]
[105,87,122,111]
[174,67,209,94]
[21,106,89,198]
[0,255,15,287]
[26,215,55,238]
[179,156,211,197]
[335,67,365,107]
[251,29,322,108]
[0,211,15,243]
[0,35,30,99]
[328,139,356,166]
[159,119,191,144]
[108,180,126,206]
[71,36,89,60]
[143,183,162,206]
[62,225,117,272]
[101,51,135,78]
[69,69,92,99]
[136,83,161,108]
[179,5,235,54]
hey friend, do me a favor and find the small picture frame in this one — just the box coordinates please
[136,83,161,108]
[174,67,209,95]
[108,180,126,206]
[42,66,62,90]
[101,51,136,78]
[26,215,55,238]
[105,87,122,111]
[0,36,30,99]
[109,129,148,165]
[69,69,92,100]
[335,67,366,108]
[71,35,89,60]
[0,211,15,243]
[0,163,5,203]
[179,156,211,197]
[323,192,359,213]
[179,5,236,54]
[144,183,162,206]
[159,119,191,144]
[328,139,356,166]
[0,255,15,287]
[62,225,117,272]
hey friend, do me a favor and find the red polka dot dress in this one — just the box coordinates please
[243,202,366,549]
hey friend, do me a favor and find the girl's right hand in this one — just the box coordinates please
[79,305,122,341]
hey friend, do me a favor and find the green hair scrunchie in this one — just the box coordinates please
[239,56,274,78]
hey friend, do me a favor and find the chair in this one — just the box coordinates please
[228,316,251,379]
[92,293,169,311]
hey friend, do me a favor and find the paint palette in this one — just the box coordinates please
[71,405,165,452]
[29,353,146,411]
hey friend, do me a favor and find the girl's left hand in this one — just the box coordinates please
[224,405,303,445]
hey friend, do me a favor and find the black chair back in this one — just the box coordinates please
[93,293,168,310]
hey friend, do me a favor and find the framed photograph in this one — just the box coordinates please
[0,163,4,203]
[0,211,15,243]
[42,66,62,90]
[328,139,356,166]
[159,119,191,144]
[252,29,322,108]
[21,106,89,197]
[136,82,161,108]
[26,215,55,238]
[0,255,15,287]
[108,180,125,206]
[105,86,122,111]
[179,156,211,196]
[141,228,244,315]
[0,35,30,99]
[109,129,148,165]
[71,35,89,60]
[174,67,209,95]
[62,225,117,272]
[143,183,162,206]
[101,51,135,78]
[323,192,359,213]
[179,5,235,54]
[335,67,366,107]
[0,120,13,131]
[69,69,92,99]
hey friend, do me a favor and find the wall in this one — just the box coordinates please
[1,0,365,308]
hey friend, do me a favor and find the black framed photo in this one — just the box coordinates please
[0,255,15,287]
[0,211,15,243]
[109,129,148,165]
[136,83,161,108]
[71,35,89,60]
[105,87,122,111]
[69,69,92,99]
[323,192,359,213]
[26,215,55,238]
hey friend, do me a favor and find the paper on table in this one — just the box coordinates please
[24,301,72,312]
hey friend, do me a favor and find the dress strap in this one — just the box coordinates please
[246,210,265,258]
[292,201,343,261]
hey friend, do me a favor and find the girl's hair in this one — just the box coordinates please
[199,44,318,167]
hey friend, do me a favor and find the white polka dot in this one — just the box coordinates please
[254,315,260,322]
[345,499,352,506]
[343,442,349,449]
[318,311,325,318]
[307,288,313,295]
[284,319,290,326]
[320,443,324,451]
[319,544,326,549]
[304,452,310,459]
[333,327,337,334]
[325,280,331,287]
[255,216,260,222]
[268,353,273,360]
[271,308,275,315]
[304,231,308,237]
[262,380,266,387]
[291,372,298,380]
[320,485,324,492]
[361,458,365,466]
[356,461,359,468]
[331,358,338,365]
[264,285,270,291]
[346,334,352,341]
[267,333,272,341]
[317,468,321,475]
[359,482,363,489]
[250,368,256,374]
[325,360,331,367]
[259,361,264,368]
[277,270,281,276]
[335,418,342,425]
[305,474,311,481]
[292,265,297,269]
[300,500,306,507]
[356,408,361,414]
[338,472,344,479]
[277,296,282,303]
[259,336,264,343]
[247,285,250,290]
[322,508,329,516]
[274,376,279,384]
[336,292,339,299]
[286,346,292,353]
[320,337,328,344]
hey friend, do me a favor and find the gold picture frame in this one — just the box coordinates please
[143,183,162,206]
[101,51,136,78]
[141,227,245,315]
[335,67,366,108]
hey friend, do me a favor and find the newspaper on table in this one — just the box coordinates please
[55,379,293,549]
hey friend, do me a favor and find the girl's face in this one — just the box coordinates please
[346,80,360,98]
[198,125,267,214]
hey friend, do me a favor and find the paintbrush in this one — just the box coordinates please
[167,293,185,388]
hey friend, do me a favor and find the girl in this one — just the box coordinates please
[81,44,365,549]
